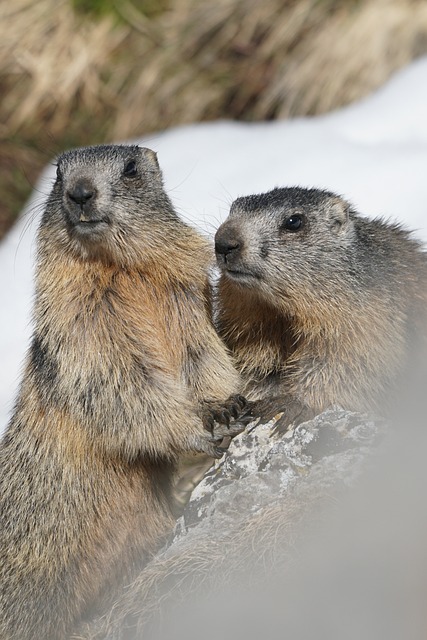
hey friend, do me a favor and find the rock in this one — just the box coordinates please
[177,408,383,536]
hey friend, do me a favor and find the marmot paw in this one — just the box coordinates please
[201,394,251,434]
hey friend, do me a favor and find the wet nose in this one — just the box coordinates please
[67,180,96,206]
[215,227,243,260]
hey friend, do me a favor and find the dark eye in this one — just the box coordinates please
[282,215,303,232]
[123,160,138,177]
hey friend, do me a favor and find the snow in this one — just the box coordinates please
[2,57,427,433]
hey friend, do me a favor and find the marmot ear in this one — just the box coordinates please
[328,196,350,235]
[141,148,161,173]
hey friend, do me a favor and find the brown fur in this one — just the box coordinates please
[0,144,240,639]
[215,187,427,416]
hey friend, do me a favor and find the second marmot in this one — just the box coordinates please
[215,187,427,420]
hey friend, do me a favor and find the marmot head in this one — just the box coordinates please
[215,187,356,309]
[42,144,178,265]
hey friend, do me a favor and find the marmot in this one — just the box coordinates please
[215,187,427,422]
[0,144,244,639]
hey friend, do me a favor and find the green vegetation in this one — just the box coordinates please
[72,0,169,20]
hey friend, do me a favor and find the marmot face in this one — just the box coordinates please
[215,187,355,307]
[44,144,176,265]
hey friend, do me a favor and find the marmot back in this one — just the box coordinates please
[215,187,427,417]
[0,144,242,639]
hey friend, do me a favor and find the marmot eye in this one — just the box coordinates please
[123,160,138,177]
[283,215,303,231]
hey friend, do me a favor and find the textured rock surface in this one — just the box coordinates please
[177,408,383,538]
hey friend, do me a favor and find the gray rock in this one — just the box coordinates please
[176,408,383,537]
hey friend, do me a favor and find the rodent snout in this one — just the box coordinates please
[63,177,105,229]
[66,178,97,207]
[215,225,243,265]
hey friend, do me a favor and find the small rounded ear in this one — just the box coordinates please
[327,196,350,235]
[141,147,161,173]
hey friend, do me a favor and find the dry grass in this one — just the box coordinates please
[0,0,126,135]
[2,0,427,236]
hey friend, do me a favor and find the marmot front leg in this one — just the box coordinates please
[61,356,232,461]
[184,321,250,443]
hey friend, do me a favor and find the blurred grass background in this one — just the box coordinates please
[2,0,427,239]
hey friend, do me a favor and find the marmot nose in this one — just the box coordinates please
[215,227,243,260]
[215,238,241,257]
[67,180,96,206]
